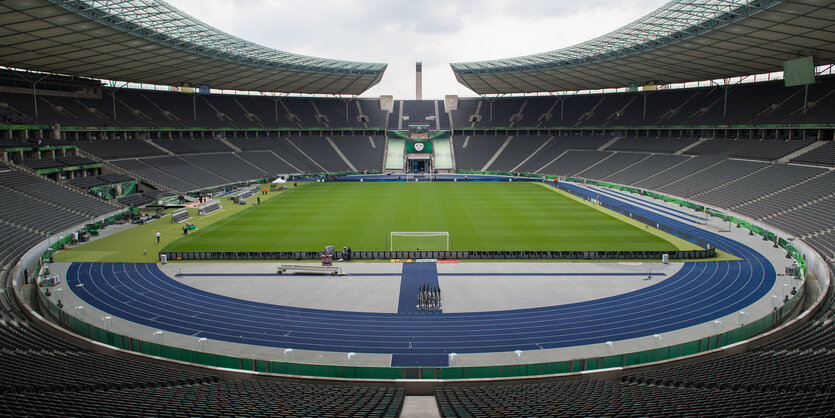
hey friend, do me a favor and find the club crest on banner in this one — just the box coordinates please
[414,142,425,152]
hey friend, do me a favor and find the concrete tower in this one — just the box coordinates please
[416,62,422,100]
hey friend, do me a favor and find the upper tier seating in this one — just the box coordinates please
[3,74,833,130]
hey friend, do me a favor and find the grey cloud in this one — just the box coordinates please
[166,0,668,98]
[483,0,665,19]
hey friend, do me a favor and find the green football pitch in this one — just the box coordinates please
[161,182,684,252]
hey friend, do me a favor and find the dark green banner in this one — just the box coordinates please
[429,130,451,139]
[406,140,433,153]
[388,130,410,139]
[91,181,137,199]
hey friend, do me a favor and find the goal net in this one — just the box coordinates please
[390,232,450,251]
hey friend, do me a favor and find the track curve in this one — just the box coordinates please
[65,183,776,366]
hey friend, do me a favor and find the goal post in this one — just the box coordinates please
[390,232,450,251]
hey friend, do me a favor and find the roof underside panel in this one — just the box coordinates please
[0,0,386,95]
[452,0,835,94]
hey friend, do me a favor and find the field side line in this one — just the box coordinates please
[536,183,699,253]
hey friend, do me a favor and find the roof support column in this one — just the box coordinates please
[15,72,51,119]
[33,83,38,119]
[722,81,730,118]
[480,96,500,124]
[341,97,358,124]
[106,82,128,121]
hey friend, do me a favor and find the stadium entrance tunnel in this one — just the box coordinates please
[158,249,716,262]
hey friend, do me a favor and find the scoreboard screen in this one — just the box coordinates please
[409,124,429,139]
[783,56,815,87]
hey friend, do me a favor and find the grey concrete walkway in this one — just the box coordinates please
[400,396,441,418]
[163,262,402,313]
[160,261,679,314]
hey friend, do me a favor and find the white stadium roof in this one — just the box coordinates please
[452,0,835,94]
[0,0,387,95]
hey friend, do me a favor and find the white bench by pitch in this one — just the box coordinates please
[277,264,344,276]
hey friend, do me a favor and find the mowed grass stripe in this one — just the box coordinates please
[164,182,680,252]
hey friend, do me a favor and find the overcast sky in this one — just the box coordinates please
[165,0,666,99]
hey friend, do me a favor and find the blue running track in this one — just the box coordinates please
[65,183,775,367]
